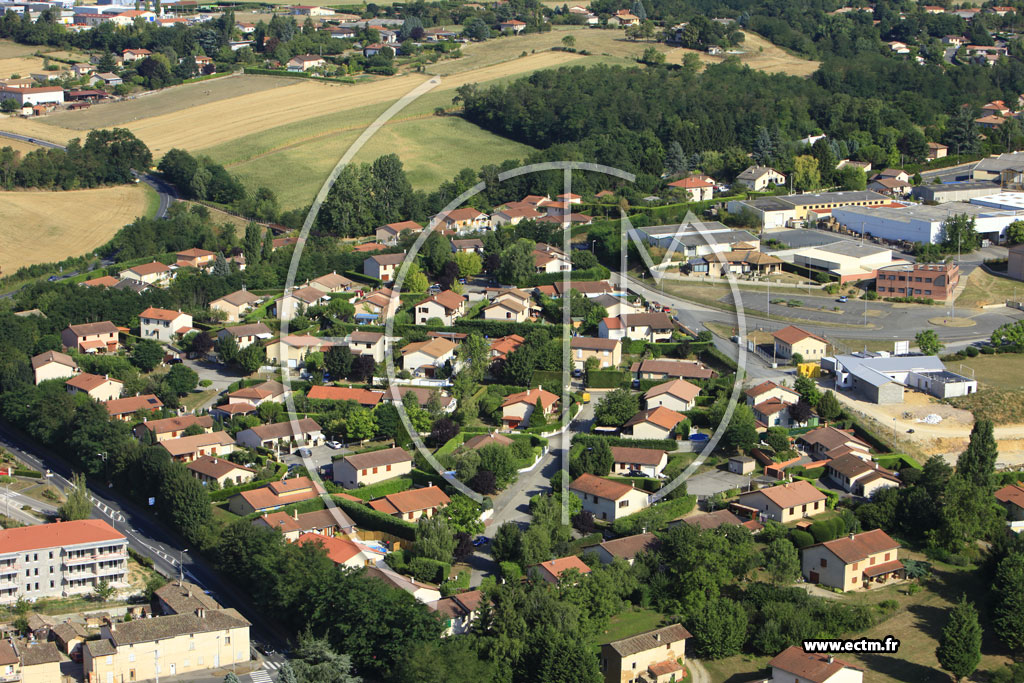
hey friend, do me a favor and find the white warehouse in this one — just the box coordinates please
[831,202,1024,245]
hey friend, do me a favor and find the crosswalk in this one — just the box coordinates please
[249,670,273,683]
[263,661,282,670]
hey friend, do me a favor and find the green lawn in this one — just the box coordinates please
[593,606,666,646]
[956,268,1021,308]
[946,353,1024,391]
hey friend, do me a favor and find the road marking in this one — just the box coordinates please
[250,670,273,682]
[264,661,280,669]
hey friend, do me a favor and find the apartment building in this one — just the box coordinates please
[0,520,127,604]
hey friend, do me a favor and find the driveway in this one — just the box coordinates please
[684,468,753,498]
[183,358,247,411]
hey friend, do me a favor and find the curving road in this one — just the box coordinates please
[0,130,175,218]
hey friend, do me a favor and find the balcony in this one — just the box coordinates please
[0,565,18,576]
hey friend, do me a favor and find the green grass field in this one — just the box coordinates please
[592,606,665,646]
[200,86,536,210]
[956,268,1021,308]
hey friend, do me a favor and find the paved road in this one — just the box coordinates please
[0,130,175,218]
[0,423,293,653]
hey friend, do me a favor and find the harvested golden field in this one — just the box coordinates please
[0,136,46,156]
[0,185,149,274]
[0,55,55,79]
[0,39,33,59]
[41,74,295,131]
[0,115,76,145]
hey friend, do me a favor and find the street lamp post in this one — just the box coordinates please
[178,548,188,583]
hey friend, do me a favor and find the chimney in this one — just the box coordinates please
[828,655,834,664]
[212,459,218,465]
[849,532,855,540]
[196,607,205,619]
[187,588,192,598]
[293,508,299,521]
[653,633,660,642]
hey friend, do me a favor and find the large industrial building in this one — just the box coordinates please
[629,222,758,258]
[831,202,1023,244]
[728,190,889,229]
[822,353,977,404]
[788,242,901,283]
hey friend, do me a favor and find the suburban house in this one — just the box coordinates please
[735,166,786,191]
[0,519,127,604]
[296,533,384,569]
[253,508,354,541]
[796,426,871,463]
[598,312,677,342]
[210,289,263,322]
[490,334,525,360]
[570,337,622,369]
[104,394,163,421]
[995,483,1024,532]
[217,323,273,351]
[733,481,827,523]
[333,446,412,489]
[533,243,572,272]
[569,473,650,522]
[368,485,451,521]
[823,353,977,404]
[401,337,458,377]
[174,247,216,270]
[429,589,485,637]
[623,406,686,439]
[802,528,904,591]
[160,432,236,463]
[31,350,78,385]
[354,287,401,323]
[66,373,123,402]
[62,321,120,354]
[226,380,289,408]
[347,331,386,363]
[83,609,250,683]
[751,398,816,430]
[768,646,863,683]
[363,252,406,282]
[610,447,669,478]
[235,419,324,453]
[121,47,152,61]
[583,532,659,566]
[772,325,829,361]
[745,380,800,407]
[185,456,255,488]
[927,142,949,161]
[265,334,333,369]
[119,261,172,286]
[228,476,322,516]
[535,280,615,298]
[529,555,592,584]
[416,290,466,325]
[673,508,759,532]
[432,207,489,232]
[499,18,527,32]
[825,454,900,497]
[643,379,701,412]
[308,271,353,294]
[492,204,543,226]
[464,433,515,451]
[365,565,441,604]
[451,238,484,254]
[134,415,213,443]
[139,307,193,343]
[607,9,640,26]
[667,175,715,201]
[306,386,384,408]
[483,298,531,322]
[501,387,559,429]
[599,624,691,683]
[630,358,715,381]
[287,54,326,71]
[274,285,331,319]
[376,221,424,245]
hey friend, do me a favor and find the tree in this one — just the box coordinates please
[688,597,748,659]
[243,222,262,264]
[665,141,688,176]
[428,417,459,448]
[469,468,496,494]
[223,674,241,683]
[593,388,639,427]
[290,633,361,683]
[345,407,376,442]
[915,329,942,355]
[495,238,536,286]
[837,165,867,191]
[443,494,484,536]
[216,334,239,364]
[942,213,980,253]
[212,252,230,277]
[561,34,576,50]
[794,375,821,407]
[994,552,1024,652]
[763,538,800,584]
[571,438,613,478]
[454,251,482,279]
[163,364,198,396]
[490,521,522,564]
[958,419,997,492]
[237,343,265,374]
[350,355,376,383]
[405,262,429,293]
[421,231,453,276]
[1008,220,1024,245]
[763,426,791,453]
[944,105,980,156]
[724,403,758,452]
[414,515,456,562]
[463,17,490,40]
[936,595,982,682]
[632,0,647,20]
[792,155,820,191]
[130,339,164,372]
[817,390,842,421]
[788,399,814,425]
[59,472,92,521]
[278,663,297,683]
[325,345,354,380]
[529,397,548,428]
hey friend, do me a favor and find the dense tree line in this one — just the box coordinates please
[0,129,150,190]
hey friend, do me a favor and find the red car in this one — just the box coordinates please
[662,306,672,313]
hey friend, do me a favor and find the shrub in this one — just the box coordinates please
[610,495,696,535]
[499,561,523,582]
[790,529,815,548]
[408,557,449,584]
[332,496,416,540]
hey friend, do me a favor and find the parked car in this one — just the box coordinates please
[571,368,583,378]
[472,536,489,547]
[838,295,848,303]
[295,448,312,458]
[326,440,342,449]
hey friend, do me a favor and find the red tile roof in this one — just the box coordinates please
[297,532,380,565]
[139,307,185,322]
[772,325,828,346]
[66,373,121,393]
[611,447,667,466]
[0,519,123,553]
[104,394,163,416]
[501,387,559,409]
[532,555,591,581]
[770,646,860,683]
[569,473,638,501]
[740,480,826,508]
[624,406,685,431]
[996,482,1024,508]
[368,485,450,515]
[306,386,383,406]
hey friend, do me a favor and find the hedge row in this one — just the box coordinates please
[587,370,627,388]
[572,433,677,452]
[610,494,696,535]
[454,319,568,339]
[607,475,662,493]
[331,495,417,541]
[524,265,611,287]
[433,434,465,459]
[243,67,356,84]
[346,476,415,501]
[531,370,565,389]
[700,346,738,373]
[343,270,383,286]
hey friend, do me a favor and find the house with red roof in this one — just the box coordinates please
[431,207,489,232]
[296,533,384,568]
[104,394,163,421]
[368,484,451,521]
[801,528,903,591]
[31,350,79,386]
[139,307,193,343]
[227,476,322,516]
[623,406,685,440]
[62,321,120,354]
[119,261,172,287]
[995,482,1024,531]
[529,555,591,583]
[644,378,701,412]
[416,290,466,326]
[734,480,827,523]
[768,646,863,683]
[501,387,559,429]
[499,18,527,33]
[174,247,217,270]
[667,174,716,201]
[568,473,649,521]
[333,446,412,489]
[772,325,829,361]
[376,221,424,245]
[66,373,123,402]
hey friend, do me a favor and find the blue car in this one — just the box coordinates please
[472,536,489,547]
